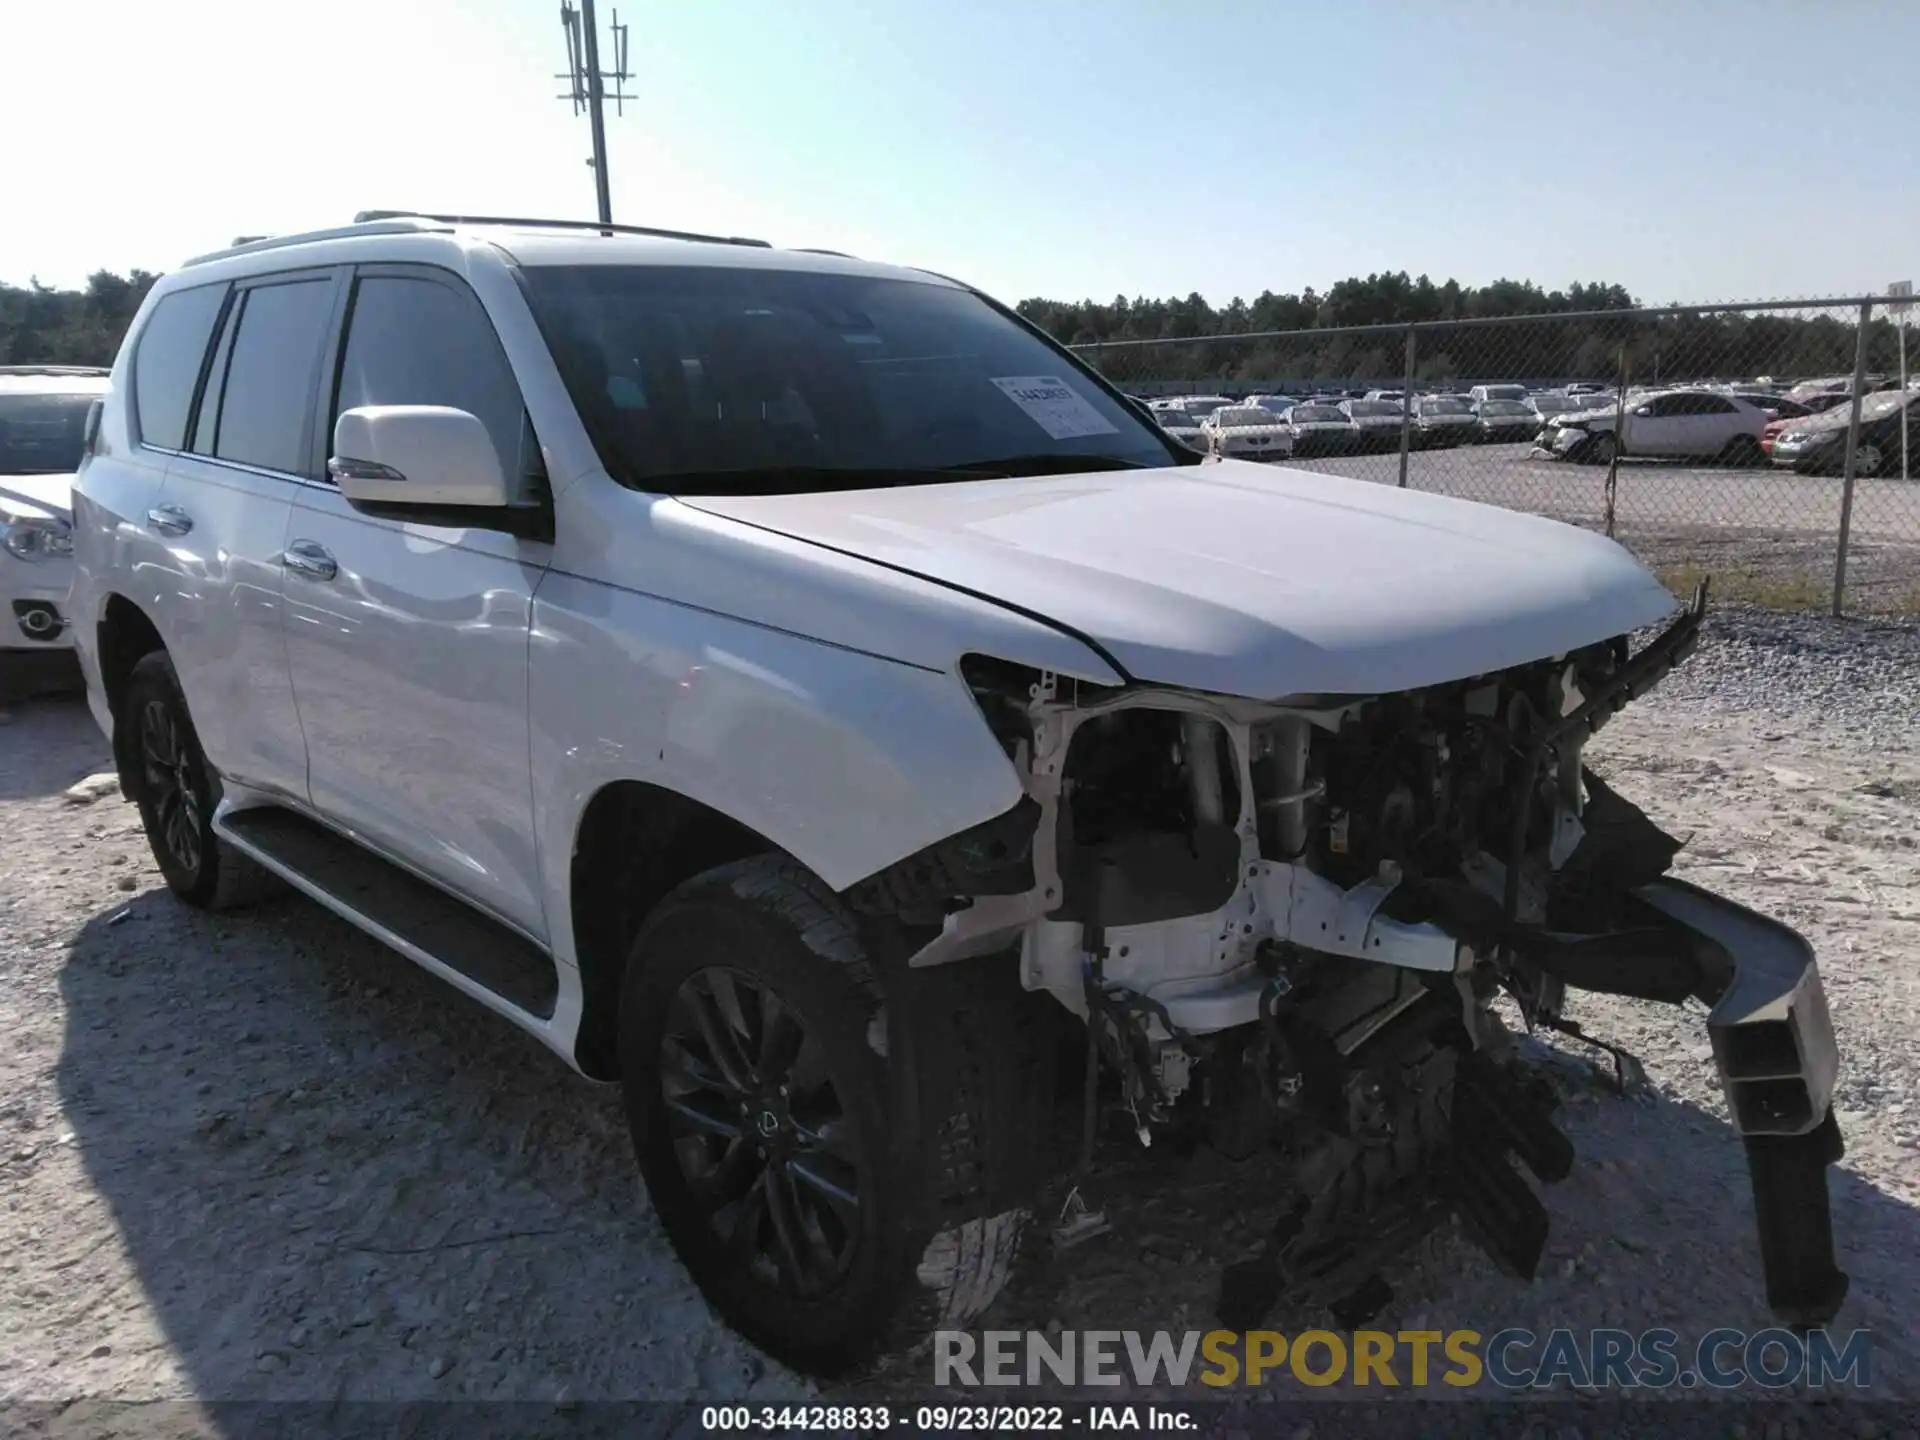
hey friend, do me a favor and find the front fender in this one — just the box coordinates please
[529,571,1043,968]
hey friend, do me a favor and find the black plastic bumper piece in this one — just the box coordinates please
[1744,1109,1850,1327]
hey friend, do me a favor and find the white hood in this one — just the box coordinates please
[679,458,1678,699]
[0,472,75,524]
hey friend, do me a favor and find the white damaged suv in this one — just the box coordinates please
[69,213,1846,1373]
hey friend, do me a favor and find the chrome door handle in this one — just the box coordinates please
[281,540,338,582]
[145,504,194,536]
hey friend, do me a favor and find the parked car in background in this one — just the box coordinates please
[1200,405,1295,461]
[1729,393,1816,422]
[1,365,109,692]
[1245,394,1300,418]
[1526,392,1583,427]
[1160,394,1235,419]
[1540,388,1771,465]
[1411,394,1478,447]
[1281,402,1360,456]
[1771,389,1920,476]
[1341,398,1407,450]
[1155,409,1208,449]
[1468,384,1529,406]
[1365,389,1406,404]
[1473,398,1540,444]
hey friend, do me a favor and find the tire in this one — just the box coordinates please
[1853,441,1886,477]
[618,854,1021,1375]
[1718,435,1764,469]
[1585,432,1618,466]
[121,651,278,910]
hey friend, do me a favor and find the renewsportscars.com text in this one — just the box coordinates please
[934,1328,1872,1390]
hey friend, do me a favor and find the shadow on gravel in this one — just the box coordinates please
[51,884,1920,1408]
[53,886,778,1409]
[0,693,110,801]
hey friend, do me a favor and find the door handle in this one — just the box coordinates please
[281,540,338,582]
[145,504,194,536]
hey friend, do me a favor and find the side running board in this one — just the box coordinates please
[217,806,559,1020]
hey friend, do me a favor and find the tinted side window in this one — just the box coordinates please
[1697,395,1736,415]
[213,279,335,475]
[133,284,226,450]
[331,275,525,475]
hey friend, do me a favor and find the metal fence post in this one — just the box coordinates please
[1603,346,1629,539]
[1830,300,1873,618]
[1396,326,1417,488]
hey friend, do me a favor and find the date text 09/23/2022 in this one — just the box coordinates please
[699,1405,1191,1432]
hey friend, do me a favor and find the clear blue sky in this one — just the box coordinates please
[8,0,1917,306]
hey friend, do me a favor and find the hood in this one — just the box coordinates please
[0,472,75,524]
[677,458,1678,699]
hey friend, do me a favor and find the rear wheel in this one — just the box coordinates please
[121,651,277,910]
[1718,435,1764,469]
[619,855,1022,1375]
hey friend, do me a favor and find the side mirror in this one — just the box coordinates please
[330,406,511,509]
[1633,405,1652,417]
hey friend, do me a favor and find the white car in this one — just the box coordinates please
[1468,384,1529,406]
[1157,394,1234,419]
[1,366,110,688]
[1153,409,1207,449]
[1541,388,1771,465]
[69,213,1847,1374]
[1199,405,1294,460]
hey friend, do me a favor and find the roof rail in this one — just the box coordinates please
[181,218,451,268]
[0,364,112,377]
[353,210,773,249]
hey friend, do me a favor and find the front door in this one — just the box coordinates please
[279,266,553,938]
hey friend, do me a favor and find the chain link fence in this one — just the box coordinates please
[1072,295,1920,616]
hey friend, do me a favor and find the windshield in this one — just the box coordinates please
[1480,400,1532,416]
[1478,386,1527,402]
[1156,411,1196,428]
[1213,408,1274,427]
[1421,398,1471,415]
[520,265,1182,492]
[0,393,94,476]
[1348,401,1401,417]
[1292,405,1346,422]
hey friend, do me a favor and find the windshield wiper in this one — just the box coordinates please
[657,466,983,497]
[938,453,1150,477]
[654,455,1151,496]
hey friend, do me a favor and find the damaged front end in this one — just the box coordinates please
[851,584,1846,1330]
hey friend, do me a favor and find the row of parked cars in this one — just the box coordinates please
[1143,376,1918,475]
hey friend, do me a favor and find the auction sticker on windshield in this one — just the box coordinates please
[990,376,1119,440]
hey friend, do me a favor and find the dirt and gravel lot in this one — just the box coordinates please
[1,604,1917,1426]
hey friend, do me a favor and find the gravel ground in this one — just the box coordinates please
[1,604,1916,1427]
[1296,444,1920,614]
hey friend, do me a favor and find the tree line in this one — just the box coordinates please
[3,267,1904,391]
[1,272,159,368]
[1016,272,1909,388]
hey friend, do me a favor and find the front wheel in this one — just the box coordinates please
[619,855,1021,1375]
[1586,432,1619,466]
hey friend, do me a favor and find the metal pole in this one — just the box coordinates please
[1830,301,1873,618]
[1604,346,1629,539]
[1901,316,1909,482]
[1396,326,1417,488]
[581,0,613,226]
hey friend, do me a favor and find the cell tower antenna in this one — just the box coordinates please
[555,1,632,226]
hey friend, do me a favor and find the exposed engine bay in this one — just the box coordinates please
[850,587,1848,1331]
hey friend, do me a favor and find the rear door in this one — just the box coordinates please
[278,265,552,938]
[146,269,344,797]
